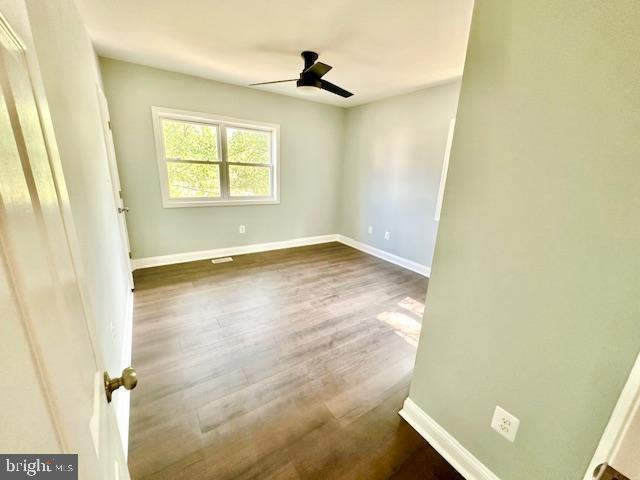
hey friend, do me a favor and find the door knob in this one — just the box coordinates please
[104,366,138,403]
[593,463,630,480]
[118,206,129,213]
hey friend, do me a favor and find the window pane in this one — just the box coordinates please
[167,162,221,198]
[162,119,218,161]
[227,127,271,164]
[229,165,271,197]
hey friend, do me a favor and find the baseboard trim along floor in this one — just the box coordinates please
[399,398,501,480]
[131,234,431,276]
[336,235,430,277]
[131,234,338,270]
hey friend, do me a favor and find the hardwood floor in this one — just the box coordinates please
[129,242,463,480]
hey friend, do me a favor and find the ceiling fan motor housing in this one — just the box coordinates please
[297,78,322,88]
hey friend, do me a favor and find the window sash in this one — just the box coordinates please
[227,164,272,198]
[160,118,221,163]
[153,107,279,207]
[165,158,222,165]
[226,126,273,166]
[166,161,222,199]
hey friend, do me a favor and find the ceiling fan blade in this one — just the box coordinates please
[249,79,297,86]
[303,62,332,78]
[320,79,353,98]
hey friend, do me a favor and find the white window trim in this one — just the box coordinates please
[151,106,280,208]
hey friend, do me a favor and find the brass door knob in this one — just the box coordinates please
[593,463,630,480]
[104,366,138,403]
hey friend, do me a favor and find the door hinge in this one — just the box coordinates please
[128,251,132,259]
[594,463,631,480]
[108,120,112,130]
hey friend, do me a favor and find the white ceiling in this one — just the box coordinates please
[75,0,474,107]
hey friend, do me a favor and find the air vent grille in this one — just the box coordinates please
[211,257,233,264]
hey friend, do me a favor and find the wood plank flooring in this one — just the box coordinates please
[129,242,463,480]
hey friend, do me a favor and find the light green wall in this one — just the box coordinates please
[338,81,461,266]
[409,1,640,479]
[100,58,345,258]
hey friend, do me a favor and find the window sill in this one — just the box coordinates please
[161,198,280,208]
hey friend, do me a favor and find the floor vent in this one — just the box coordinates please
[211,256,234,264]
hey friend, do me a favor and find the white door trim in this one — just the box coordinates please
[113,288,134,457]
[583,352,640,480]
[434,117,455,222]
[96,84,134,289]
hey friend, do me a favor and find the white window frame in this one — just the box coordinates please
[151,106,280,208]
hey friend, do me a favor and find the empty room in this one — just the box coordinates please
[2,1,640,480]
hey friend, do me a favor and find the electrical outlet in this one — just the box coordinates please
[239,225,246,234]
[491,406,520,442]
[368,226,373,234]
[384,231,390,240]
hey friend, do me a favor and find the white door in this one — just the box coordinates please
[586,353,640,480]
[0,7,131,480]
[96,85,134,290]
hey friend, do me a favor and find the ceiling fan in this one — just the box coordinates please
[250,51,353,98]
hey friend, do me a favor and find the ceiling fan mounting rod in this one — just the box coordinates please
[301,51,319,71]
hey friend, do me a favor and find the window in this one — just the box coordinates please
[152,107,279,207]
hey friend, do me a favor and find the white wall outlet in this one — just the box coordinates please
[491,406,520,442]
[239,225,246,234]
[384,231,391,240]
[368,226,373,234]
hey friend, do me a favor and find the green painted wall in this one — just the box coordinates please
[338,81,461,266]
[409,1,640,479]
[100,58,345,258]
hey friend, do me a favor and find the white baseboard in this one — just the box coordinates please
[132,234,339,270]
[399,398,500,480]
[132,233,431,278]
[337,235,430,277]
[114,288,134,457]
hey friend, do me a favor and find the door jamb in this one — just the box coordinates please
[95,83,134,289]
[583,352,640,480]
